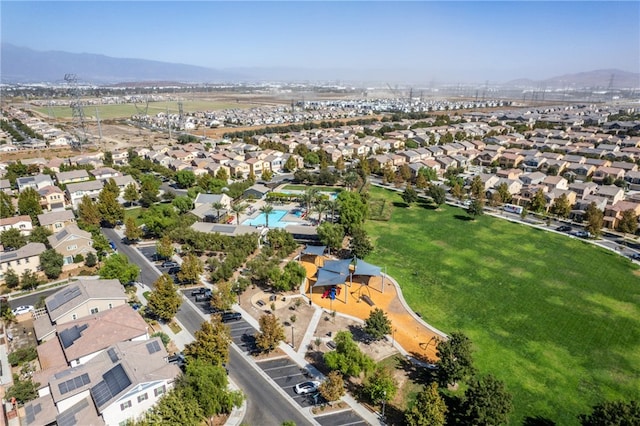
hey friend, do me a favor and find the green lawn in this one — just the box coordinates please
[364,187,640,425]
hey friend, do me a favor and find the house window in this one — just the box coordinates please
[67,245,77,251]
[25,258,29,263]
[71,314,77,320]
[137,393,148,403]
[55,223,63,229]
[120,400,132,411]
[154,385,166,397]
[108,303,113,309]
[16,260,21,265]
[90,307,99,315]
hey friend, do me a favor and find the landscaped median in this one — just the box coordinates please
[364,185,640,424]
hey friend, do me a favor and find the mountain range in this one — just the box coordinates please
[2,43,639,89]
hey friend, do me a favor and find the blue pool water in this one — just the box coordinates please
[243,209,291,228]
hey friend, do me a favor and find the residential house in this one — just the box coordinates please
[604,201,640,229]
[66,180,104,210]
[34,278,128,342]
[47,223,95,267]
[542,176,569,191]
[227,160,251,179]
[0,215,33,235]
[0,242,46,282]
[245,157,266,176]
[592,166,625,183]
[568,182,598,199]
[0,179,12,194]
[37,210,76,233]
[193,193,232,210]
[243,183,271,200]
[17,174,54,192]
[596,185,625,205]
[496,169,523,180]
[89,168,120,181]
[55,170,90,185]
[519,172,546,186]
[564,163,596,180]
[38,185,67,211]
[498,153,525,168]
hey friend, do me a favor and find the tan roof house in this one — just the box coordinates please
[47,223,95,267]
[0,214,33,235]
[55,170,90,185]
[0,242,46,283]
[38,185,68,211]
[37,210,76,233]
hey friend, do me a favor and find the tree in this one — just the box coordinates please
[496,182,512,204]
[97,187,124,227]
[362,366,398,405]
[436,331,475,387]
[231,203,247,225]
[402,184,419,206]
[183,360,244,418]
[5,377,39,405]
[39,249,64,279]
[617,209,638,235]
[461,375,513,426]
[0,191,16,218]
[317,222,345,253]
[451,182,465,201]
[85,252,97,267]
[323,330,374,377]
[102,178,120,197]
[364,308,392,340]
[124,216,143,242]
[470,176,485,200]
[211,201,225,223]
[139,387,203,426]
[123,183,139,207]
[467,199,484,219]
[335,156,345,171]
[584,202,604,237]
[215,168,229,181]
[256,313,285,353]
[405,382,447,426]
[261,169,273,182]
[350,227,373,259]
[550,193,572,218]
[319,371,345,403]
[418,166,437,183]
[78,195,101,226]
[529,189,547,213]
[99,253,140,284]
[4,268,19,289]
[302,188,320,215]
[260,203,275,228]
[139,175,160,207]
[337,191,367,234]
[156,235,174,260]
[578,399,640,426]
[211,281,236,311]
[313,201,328,223]
[273,261,307,292]
[172,195,193,214]
[20,269,39,290]
[0,228,27,249]
[147,274,182,321]
[428,185,447,207]
[28,226,52,245]
[178,254,204,285]
[175,170,196,189]
[184,315,232,366]
[18,187,42,222]
[284,155,297,172]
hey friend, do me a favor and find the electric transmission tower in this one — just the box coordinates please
[64,73,88,151]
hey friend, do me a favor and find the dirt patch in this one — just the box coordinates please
[311,401,349,415]
[253,347,287,361]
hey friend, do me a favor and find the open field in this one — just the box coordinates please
[364,186,640,425]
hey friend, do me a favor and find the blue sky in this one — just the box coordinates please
[2,1,639,83]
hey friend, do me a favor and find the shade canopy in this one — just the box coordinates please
[322,259,352,275]
[313,268,347,287]
[302,245,326,256]
[353,258,382,277]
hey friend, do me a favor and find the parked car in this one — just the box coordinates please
[195,293,212,302]
[294,381,320,395]
[628,253,640,261]
[220,311,242,322]
[167,266,181,275]
[162,261,179,268]
[556,225,572,232]
[572,231,592,238]
[12,305,34,316]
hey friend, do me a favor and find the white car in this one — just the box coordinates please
[294,380,320,395]
[12,305,34,316]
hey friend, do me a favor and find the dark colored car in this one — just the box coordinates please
[220,311,242,322]
[167,266,181,275]
[556,225,572,232]
[191,287,207,296]
[628,253,640,261]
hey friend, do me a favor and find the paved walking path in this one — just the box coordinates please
[297,308,323,357]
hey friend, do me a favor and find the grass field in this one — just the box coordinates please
[364,186,640,425]
[34,99,266,120]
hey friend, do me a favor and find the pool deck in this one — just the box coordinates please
[241,202,310,227]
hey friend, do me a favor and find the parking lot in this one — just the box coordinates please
[316,410,369,426]
[257,358,319,408]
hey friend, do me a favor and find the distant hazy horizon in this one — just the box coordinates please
[2,1,639,84]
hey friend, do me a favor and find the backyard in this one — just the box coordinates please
[364,186,640,425]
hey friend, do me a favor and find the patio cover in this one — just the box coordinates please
[302,245,326,256]
[353,258,382,277]
[313,268,347,287]
[322,259,352,275]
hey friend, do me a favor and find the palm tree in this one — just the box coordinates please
[344,172,359,191]
[231,203,247,225]
[302,188,320,216]
[324,199,338,223]
[313,202,327,223]
[212,201,225,223]
[259,203,275,228]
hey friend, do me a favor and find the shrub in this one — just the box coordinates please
[8,347,37,367]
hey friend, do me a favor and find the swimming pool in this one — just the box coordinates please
[242,209,292,228]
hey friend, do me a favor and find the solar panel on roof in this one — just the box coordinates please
[107,347,119,363]
[56,398,89,426]
[57,228,68,240]
[59,324,88,348]
[90,364,131,408]
[24,402,41,425]
[59,373,91,395]
[48,285,82,312]
[1,252,18,260]
[146,340,161,354]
